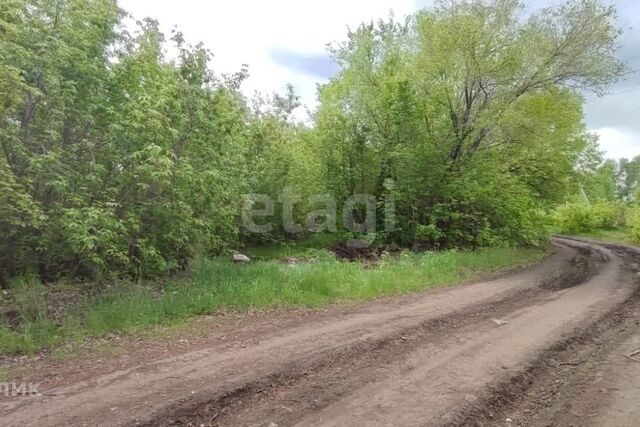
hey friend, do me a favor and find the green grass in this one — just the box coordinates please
[242,233,343,260]
[0,246,546,356]
[0,367,9,382]
[568,226,637,246]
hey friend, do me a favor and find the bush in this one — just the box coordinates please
[590,202,620,229]
[552,201,624,234]
[628,208,640,243]
[413,201,494,249]
[0,12,249,283]
[553,202,593,233]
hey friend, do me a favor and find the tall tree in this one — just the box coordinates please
[314,0,623,246]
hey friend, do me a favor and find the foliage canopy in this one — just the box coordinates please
[0,0,626,283]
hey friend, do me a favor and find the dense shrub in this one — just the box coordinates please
[553,203,593,233]
[628,208,640,243]
[553,201,626,234]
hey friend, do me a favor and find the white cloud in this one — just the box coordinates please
[592,127,640,160]
[119,0,416,106]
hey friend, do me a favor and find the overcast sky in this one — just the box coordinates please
[119,0,639,160]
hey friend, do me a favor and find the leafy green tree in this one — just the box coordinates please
[312,0,623,247]
[243,86,326,242]
[0,1,251,282]
[582,159,619,202]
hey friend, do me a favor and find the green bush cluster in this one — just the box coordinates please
[1,3,248,282]
[628,208,640,242]
[552,201,627,234]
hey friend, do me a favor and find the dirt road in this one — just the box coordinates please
[1,237,639,426]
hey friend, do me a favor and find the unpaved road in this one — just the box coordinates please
[1,237,639,426]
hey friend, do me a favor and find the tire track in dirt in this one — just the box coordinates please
[272,239,632,427]
[481,239,640,427]
[143,241,606,427]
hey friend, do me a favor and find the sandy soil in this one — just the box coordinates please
[0,238,638,427]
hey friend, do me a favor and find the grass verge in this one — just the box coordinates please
[242,233,342,260]
[0,246,546,356]
[570,226,637,246]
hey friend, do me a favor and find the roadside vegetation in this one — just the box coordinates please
[0,245,545,355]
[242,234,343,261]
[550,157,640,244]
[572,227,636,246]
[551,201,640,245]
[0,0,634,356]
[0,0,625,283]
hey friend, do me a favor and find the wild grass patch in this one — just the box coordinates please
[571,226,636,246]
[0,247,545,356]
